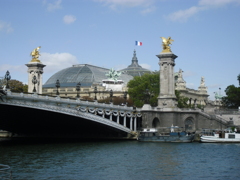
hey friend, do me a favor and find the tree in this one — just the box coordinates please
[8,80,28,93]
[222,85,240,108]
[127,73,159,107]
[127,72,192,108]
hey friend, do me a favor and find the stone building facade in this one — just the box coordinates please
[175,69,209,106]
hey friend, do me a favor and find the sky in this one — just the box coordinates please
[0,0,240,100]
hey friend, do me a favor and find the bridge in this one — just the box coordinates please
[0,90,141,139]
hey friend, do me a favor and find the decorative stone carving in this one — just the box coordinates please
[175,69,186,91]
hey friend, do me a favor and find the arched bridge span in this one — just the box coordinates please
[0,92,141,138]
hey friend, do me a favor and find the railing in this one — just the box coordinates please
[6,92,134,111]
[198,111,228,125]
[215,109,240,115]
[0,164,12,180]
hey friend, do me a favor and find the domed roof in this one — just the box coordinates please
[43,64,133,88]
[120,50,152,77]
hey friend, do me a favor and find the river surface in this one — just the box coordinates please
[1,138,240,180]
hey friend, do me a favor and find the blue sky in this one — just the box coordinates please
[0,0,240,100]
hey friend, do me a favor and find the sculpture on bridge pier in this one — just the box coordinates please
[160,37,174,53]
[157,36,178,108]
[30,46,41,63]
[26,46,46,94]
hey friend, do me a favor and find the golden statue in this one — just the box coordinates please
[30,46,41,62]
[160,37,174,53]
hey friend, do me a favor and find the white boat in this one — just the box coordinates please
[201,129,240,143]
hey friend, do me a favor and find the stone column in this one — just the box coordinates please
[110,113,112,121]
[130,117,133,130]
[117,114,119,124]
[25,62,46,94]
[157,52,178,108]
[134,117,137,131]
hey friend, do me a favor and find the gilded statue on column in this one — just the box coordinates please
[160,37,174,53]
[30,46,41,62]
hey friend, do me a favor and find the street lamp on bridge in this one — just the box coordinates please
[55,79,60,96]
[123,91,127,104]
[110,89,113,103]
[76,82,81,98]
[4,70,11,89]
[94,86,98,100]
[32,75,38,93]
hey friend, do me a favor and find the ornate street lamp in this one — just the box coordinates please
[76,82,81,98]
[4,70,11,89]
[55,79,60,95]
[123,91,127,104]
[32,75,38,93]
[110,89,113,103]
[144,89,151,104]
[94,86,97,100]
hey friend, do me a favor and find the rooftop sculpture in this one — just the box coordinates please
[105,68,121,82]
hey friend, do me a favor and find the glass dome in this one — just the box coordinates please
[43,64,133,88]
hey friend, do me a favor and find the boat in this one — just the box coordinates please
[200,128,240,143]
[137,126,195,142]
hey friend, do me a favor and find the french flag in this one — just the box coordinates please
[135,41,142,46]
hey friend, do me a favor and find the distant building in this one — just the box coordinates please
[119,50,152,77]
[42,64,133,99]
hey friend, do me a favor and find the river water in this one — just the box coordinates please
[1,138,240,180]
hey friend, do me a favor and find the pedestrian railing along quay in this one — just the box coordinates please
[0,164,12,180]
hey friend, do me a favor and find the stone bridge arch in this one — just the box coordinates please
[184,116,195,132]
[152,117,160,128]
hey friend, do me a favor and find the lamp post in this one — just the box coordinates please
[4,70,11,89]
[55,79,60,96]
[123,91,127,104]
[110,89,113,103]
[76,82,81,98]
[94,86,97,100]
[145,89,150,104]
[32,75,38,93]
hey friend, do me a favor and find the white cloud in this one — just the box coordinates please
[0,64,25,73]
[63,15,77,24]
[96,0,152,7]
[95,0,156,13]
[167,0,240,22]
[44,0,62,12]
[167,6,205,22]
[41,52,78,73]
[199,0,240,7]
[141,6,156,14]
[140,63,151,70]
[0,20,14,33]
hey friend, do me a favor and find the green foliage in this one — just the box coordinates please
[127,73,159,107]
[175,90,190,108]
[8,80,28,93]
[222,85,240,108]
